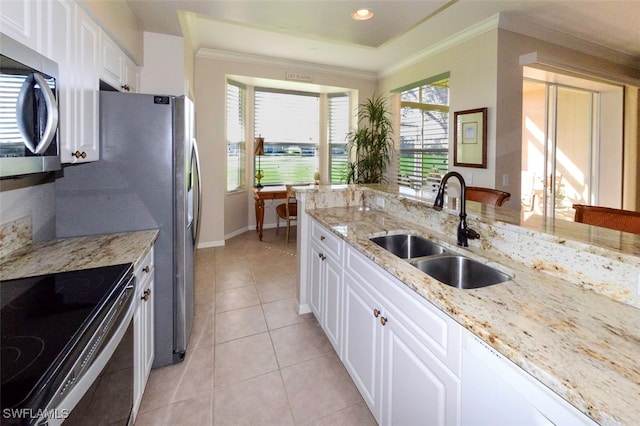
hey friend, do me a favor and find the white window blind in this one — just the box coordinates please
[254,89,319,185]
[226,81,246,192]
[328,93,349,183]
[398,75,450,191]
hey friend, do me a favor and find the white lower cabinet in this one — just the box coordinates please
[305,217,599,426]
[343,246,460,425]
[133,246,155,419]
[308,221,344,354]
[461,330,597,426]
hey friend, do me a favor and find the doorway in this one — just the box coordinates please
[521,67,624,222]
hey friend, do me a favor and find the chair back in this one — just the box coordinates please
[466,186,511,207]
[285,184,297,217]
[573,204,640,234]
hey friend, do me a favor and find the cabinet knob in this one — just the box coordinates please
[141,288,151,301]
[143,265,150,273]
[321,254,326,261]
[121,84,130,92]
[320,235,325,241]
[380,316,388,326]
[373,309,380,318]
[72,150,87,159]
[318,252,323,259]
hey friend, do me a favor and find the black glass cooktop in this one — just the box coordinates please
[1,264,133,412]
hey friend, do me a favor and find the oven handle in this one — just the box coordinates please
[17,72,59,154]
[40,277,136,426]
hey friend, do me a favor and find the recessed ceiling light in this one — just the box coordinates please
[352,8,374,21]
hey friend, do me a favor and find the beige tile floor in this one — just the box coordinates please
[135,227,376,425]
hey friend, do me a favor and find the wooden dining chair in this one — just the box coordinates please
[572,204,640,234]
[465,186,511,207]
[275,184,299,243]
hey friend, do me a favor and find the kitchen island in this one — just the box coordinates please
[296,184,640,426]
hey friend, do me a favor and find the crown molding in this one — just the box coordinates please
[378,14,500,78]
[500,14,640,70]
[196,48,377,81]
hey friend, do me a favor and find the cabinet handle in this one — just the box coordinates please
[373,308,380,318]
[143,265,150,273]
[72,150,87,159]
[141,288,151,301]
[320,235,325,241]
[380,316,388,326]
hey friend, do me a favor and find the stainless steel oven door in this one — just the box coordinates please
[39,278,136,426]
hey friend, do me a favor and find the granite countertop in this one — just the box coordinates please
[306,205,640,426]
[0,229,159,280]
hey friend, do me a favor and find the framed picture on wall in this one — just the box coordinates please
[454,107,487,168]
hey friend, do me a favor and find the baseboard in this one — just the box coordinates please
[197,240,225,249]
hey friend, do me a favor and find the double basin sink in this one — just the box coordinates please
[370,234,512,289]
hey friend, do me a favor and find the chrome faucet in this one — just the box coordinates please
[433,171,480,247]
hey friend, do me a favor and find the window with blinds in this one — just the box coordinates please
[397,74,450,191]
[226,81,246,192]
[254,89,319,186]
[328,93,350,183]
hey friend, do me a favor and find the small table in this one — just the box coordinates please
[253,186,288,240]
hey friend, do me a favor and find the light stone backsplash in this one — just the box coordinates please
[0,216,32,258]
[300,184,640,309]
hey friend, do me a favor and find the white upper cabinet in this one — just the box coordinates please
[0,0,40,52]
[124,56,139,93]
[70,5,100,162]
[100,28,137,92]
[42,0,75,161]
[1,0,140,164]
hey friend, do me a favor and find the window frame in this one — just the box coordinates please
[396,73,450,191]
[226,80,247,193]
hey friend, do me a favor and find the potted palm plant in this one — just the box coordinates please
[346,93,394,184]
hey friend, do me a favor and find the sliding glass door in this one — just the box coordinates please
[522,79,598,221]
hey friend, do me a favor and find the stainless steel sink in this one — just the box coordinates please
[410,255,512,289]
[370,234,446,259]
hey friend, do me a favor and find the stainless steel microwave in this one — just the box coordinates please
[0,33,60,178]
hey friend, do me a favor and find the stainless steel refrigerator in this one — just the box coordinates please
[55,91,202,367]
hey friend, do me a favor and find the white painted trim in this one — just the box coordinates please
[501,15,639,69]
[520,51,640,87]
[196,48,377,81]
[197,240,225,249]
[379,14,500,78]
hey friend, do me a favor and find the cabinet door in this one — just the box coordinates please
[70,6,99,162]
[322,254,342,354]
[382,308,460,426]
[124,56,138,93]
[100,29,123,90]
[142,275,155,379]
[42,0,74,157]
[0,0,40,52]
[308,241,323,319]
[342,270,382,422]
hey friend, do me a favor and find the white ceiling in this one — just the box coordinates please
[125,0,640,74]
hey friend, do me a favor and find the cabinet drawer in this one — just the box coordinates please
[346,247,460,374]
[312,220,343,257]
[134,247,154,279]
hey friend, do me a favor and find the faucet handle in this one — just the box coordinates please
[465,227,480,240]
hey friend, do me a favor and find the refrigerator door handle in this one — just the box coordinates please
[191,137,202,246]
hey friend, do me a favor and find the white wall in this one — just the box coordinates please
[378,29,499,197]
[194,51,377,246]
[496,29,640,210]
[140,32,185,96]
